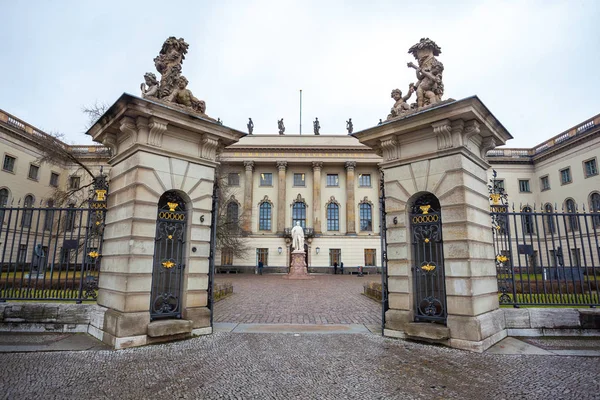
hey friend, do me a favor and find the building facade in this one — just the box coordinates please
[1,108,598,271]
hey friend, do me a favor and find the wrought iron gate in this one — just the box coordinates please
[379,170,389,334]
[411,193,447,323]
[150,191,186,320]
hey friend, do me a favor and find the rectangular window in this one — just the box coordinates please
[518,179,530,193]
[227,173,240,186]
[65,204,77,231]
[549,250,556,267]
[2,155,16,172]
[259,202,272,231]
[326,174,339,187]
[28,164,39,180]
[293,173,305,187]
[259,173,272,186]
[257,248,268,267]
[540,176,550,191]
[17,244,27,264]
[44,208,54,231]
[69,176,81,189]
[358,174,371,187]
[560,168,571,185]
[494,179,505,190]
[528,251,538,268]
[221,248,233,266]
[364,249,376,266]
[329,249,341,267]
[584,159,598,177]
[50,172,59,187]
[571,248,581,267]
[60,248,71,264]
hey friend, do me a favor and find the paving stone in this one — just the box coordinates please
[0,333,599,399]
[214,274,382,325]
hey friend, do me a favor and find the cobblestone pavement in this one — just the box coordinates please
[1,333,599,399]
[214,274,382,325]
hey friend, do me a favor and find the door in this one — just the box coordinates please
[410,193,447,324]
[150,191,186,320]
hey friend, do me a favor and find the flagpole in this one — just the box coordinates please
[299,89,302,135]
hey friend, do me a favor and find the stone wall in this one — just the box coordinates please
[0,302,107,340]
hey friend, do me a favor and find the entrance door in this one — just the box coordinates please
[150,191,186,320]
[329,249,341,267]
[410,193,447,324]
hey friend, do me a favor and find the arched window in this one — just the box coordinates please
[292,201,306,228]
[360,203,372,231]
[226,202,239,227]
[0,188,8,223]
[565,199,578,231]
[259,202,272,231]
[590,193,600,228]
[327,203,339,231]
[44,199,54,231]
[21,195,34,228]
[521,206,535,235]
[544,203,555,234]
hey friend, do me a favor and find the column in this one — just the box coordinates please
[276,161,287,234]
[345,161,356,235]
[312,162,323,234]
[243,161,254,233]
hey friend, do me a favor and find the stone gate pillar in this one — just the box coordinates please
[88,94,244,349]
[354,97,512,352]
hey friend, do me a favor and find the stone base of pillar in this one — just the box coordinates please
[284,251,314,280]
[383,309,507,353]
[96,308,212,350]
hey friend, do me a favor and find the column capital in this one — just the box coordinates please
[312,161,323,170]
[244,160,254,171]
[276,161,287,171]
[345,161,357,171]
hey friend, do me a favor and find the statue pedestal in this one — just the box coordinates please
[285,251,314,280]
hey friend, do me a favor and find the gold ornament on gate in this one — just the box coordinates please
[167,235,173,240]
[167,202,178,212]
[424,238,430,243]
[421,263,436,272]
[88,251,100,259]
[490,193,500,205]
[420,205,431,214]
[95,189,107,201]
[496,255,509,263]
[162,260,175,269]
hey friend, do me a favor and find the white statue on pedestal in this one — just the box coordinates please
[291,221,305,252]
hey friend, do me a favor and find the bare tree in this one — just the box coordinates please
[215,166,250,259]
[82,101,109,129]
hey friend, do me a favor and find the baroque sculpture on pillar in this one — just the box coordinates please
[285,222,313,280]
[386,38,453,121]
[140,37,213,120]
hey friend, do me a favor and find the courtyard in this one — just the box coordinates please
[213,274,382,326]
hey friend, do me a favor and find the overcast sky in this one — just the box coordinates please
[1,0,599,147]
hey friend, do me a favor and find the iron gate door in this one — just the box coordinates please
[150,192,186,320]
[411,193,447,324]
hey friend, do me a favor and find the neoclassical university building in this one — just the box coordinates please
[1,107,599,271]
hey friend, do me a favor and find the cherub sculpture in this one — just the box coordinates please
[140,72,159,98]
[168,76,206,114]
[387,84,415,120]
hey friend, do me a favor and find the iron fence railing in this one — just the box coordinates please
[0,175,108,302]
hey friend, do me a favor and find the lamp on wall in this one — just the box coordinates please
[278,247,282,254]
[316,247,320,254]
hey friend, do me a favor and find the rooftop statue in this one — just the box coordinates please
[313,118,320,135]
[346,118,353,134]
[141,37,212,119]
[278,118,285,135]
[247,118,254,135]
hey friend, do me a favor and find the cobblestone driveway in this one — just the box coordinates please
[214,274,381,325]
[1,333,599,399]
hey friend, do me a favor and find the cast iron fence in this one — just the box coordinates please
[489,172,599,307]
[0,174,108,302]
